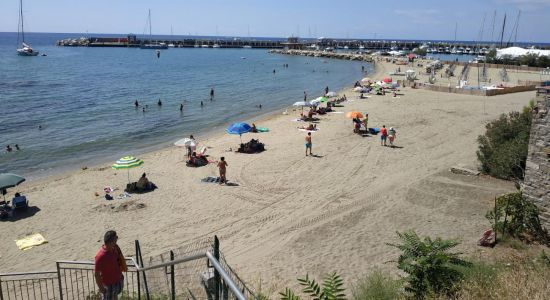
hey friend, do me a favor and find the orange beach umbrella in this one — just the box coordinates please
[345,111,364,119]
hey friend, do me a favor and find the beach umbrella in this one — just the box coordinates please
[316,96,329,103]
[325,91,337,97]
[361,77,371,83]
[310,99,321,106]
[226,122,252,143]
[345,111,364,119]
[0,173,25,203]
[293,101,312,107]
[383,77,392,83]
[112,156,144,183]
[174,138,197,148]
[293,101,312,113]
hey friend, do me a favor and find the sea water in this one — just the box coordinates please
[0,33,371,178]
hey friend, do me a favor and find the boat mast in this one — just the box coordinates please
[149,9,152,38]
[20,0,25,43]
[499,13,506,48]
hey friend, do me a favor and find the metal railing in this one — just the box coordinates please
[0,271,58,300]
[0,236,254,300]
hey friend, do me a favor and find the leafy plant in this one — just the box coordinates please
[486,192,549,244]
[387,231,471,299]
[280,272,346,300]
[476,110,532,181]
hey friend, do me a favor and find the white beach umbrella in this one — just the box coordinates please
[293,101,312,107]
[325,91,337,97]
[353,87,367,93]
[310,99,321,106]
[174,138,197,148]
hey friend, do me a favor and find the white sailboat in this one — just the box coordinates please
[140,9,168,50]
[16,0,39,56]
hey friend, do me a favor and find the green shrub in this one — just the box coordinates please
[486,192,549,244]
[476,110,532,181]
[280,272,346,300]
[387,231,471,299]
[351,269,402,300]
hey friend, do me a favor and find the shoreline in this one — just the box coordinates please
[19,60,379,185]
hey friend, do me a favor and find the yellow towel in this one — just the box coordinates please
[15,233,48,250]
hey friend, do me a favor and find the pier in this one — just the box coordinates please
[56,35,550,51]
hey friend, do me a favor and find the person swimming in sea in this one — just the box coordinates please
[200,101,204,107]
[158,98,162,106]
[180,103,184,111]
[134,100,139,108]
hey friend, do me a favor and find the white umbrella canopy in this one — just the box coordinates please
[310,99,321,106]
[293,101,312,107]
[325,91,337,97]
[353,87,368,92]
[174,138,197,148]
[361,77,371,83]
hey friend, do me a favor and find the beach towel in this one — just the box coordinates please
[201,176,223,183]
[16,233,48,250]
[368,127,380,134]
[201,176,238,186]
[292,118,305,122]
[256,127,269,132]
[328,111,344,114]
[298,128,319,132]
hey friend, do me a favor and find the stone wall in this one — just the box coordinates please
[523,88,550,231]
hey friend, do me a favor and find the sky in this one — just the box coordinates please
[1,0,549,43]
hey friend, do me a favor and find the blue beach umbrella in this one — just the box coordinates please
[226,122,252,143]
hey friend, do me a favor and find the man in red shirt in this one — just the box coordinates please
[95,230,125,300]
[380,125,388,146]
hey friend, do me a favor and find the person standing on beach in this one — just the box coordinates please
[325,86,329,95]
[305,132,312,156]
[388,127,397,147]
[363,114,369,132]
[217,157,228,184]
[380,125,388,146]
[304,91,307,101]
[95,230,126,300]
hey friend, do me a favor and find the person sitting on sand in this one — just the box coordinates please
[392,91,397,97]
[363,114,369,131]
[307,108,314,119]
[251,123,258,133]
[136,173,156,191]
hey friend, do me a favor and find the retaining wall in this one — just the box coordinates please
[523,88,550,231]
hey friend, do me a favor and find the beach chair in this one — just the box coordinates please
[12,195,28,211]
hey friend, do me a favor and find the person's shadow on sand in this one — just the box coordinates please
[309,154,324,158]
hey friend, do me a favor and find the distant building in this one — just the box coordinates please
[281,36,304,50]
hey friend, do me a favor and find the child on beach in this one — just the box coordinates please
[217,157,228,184]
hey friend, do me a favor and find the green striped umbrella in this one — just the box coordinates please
[112,156,144,183]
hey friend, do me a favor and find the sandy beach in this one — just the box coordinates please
[0,59,535,290]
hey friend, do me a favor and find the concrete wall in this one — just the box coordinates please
[523,88,550,231]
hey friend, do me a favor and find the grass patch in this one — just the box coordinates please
[351,269,402,300]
